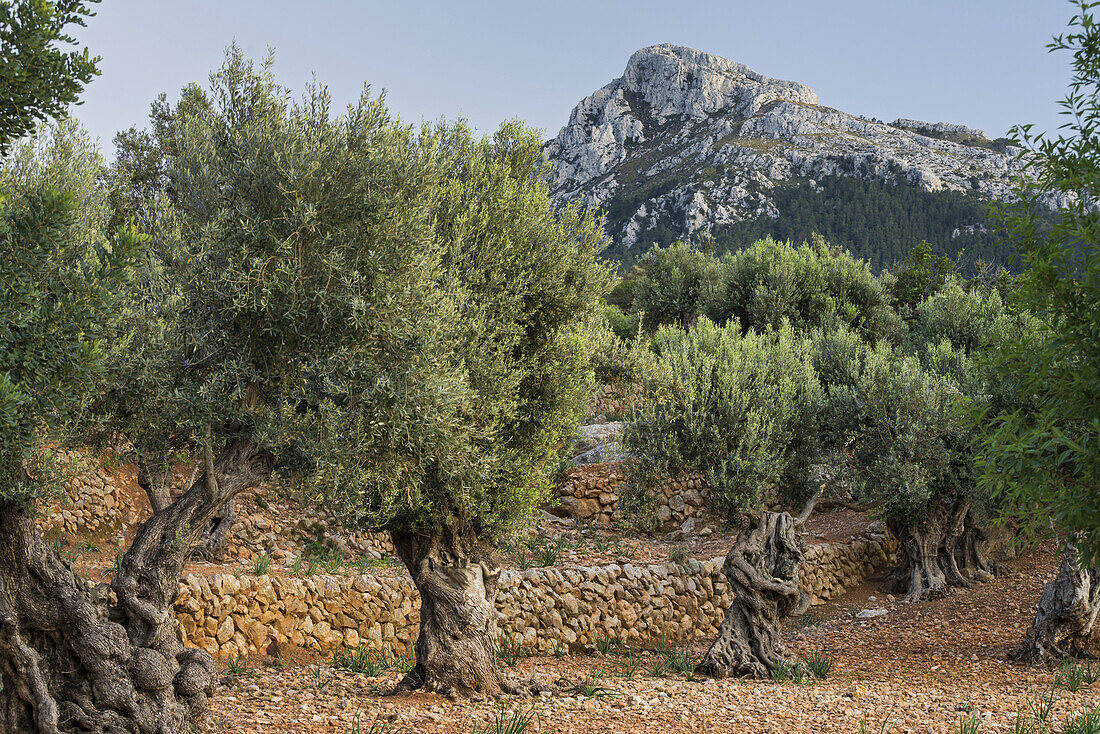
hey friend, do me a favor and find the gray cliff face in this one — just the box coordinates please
[543,44,1042,251]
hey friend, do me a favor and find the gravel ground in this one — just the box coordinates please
[205,544,1099,734]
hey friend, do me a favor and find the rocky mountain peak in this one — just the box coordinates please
[543,45,1045,265]
[620,44,817,124]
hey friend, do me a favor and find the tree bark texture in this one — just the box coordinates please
[697,510,811,679]
[1014,546,1099,663]
[390,527,522,697]
[0,439,272,733]
[887,496,998,603]
[138,464,235,563]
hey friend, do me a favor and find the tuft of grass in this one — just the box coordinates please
[1010,712,1045,734]
[471,706,540,734]
[647,658,669,678]
[650,632,675,657]
[497,637,526,668]
[1062,706,1100,734]
[595,634,623,656]
[570,671,617,699]
[101,551,124,579]
[552,640,566,659]
[252,552,271,575]
[1027,688,1058,725]
[669,545,689,565]
[330,647,397,677]
[1057,659,1097,692]
[224,654,255,677]
[309,663,331,691]
[956,712,980,734]
[616,656,641,678]
[857,713,899,734]
[46,533,66,555]
[770,660,806,684]
[78,539,100,553]
[535,541,561,567]
[323,554,344,575]
[805,650,835,679]
[615,542,639,563]
[663,648,697,680]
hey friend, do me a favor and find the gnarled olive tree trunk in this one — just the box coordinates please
[888,496,998,603]
[391,527,525,697]
[0,439,272,733]
[138,463,237,562]
[697,508,811,678]
[1014,545,1099,663]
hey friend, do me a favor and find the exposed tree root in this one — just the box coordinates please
[1013,545,1099,664]
[888,496,1000,603]
[0,439,271,733]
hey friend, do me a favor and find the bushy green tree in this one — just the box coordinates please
[631,240,718,329]
[702,236,898,341]
[625,317,822,524]
[890,240,960,312]
[0,0,98,154]
[812,327,996,600]
[585,306,654,390]
[0,6,170,731]
[974,0,1100,661]
[110,51,611,697]
[910,277,1014,354]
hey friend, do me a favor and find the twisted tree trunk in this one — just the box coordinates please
[391,527,524,697]
[888,496,998,603]
[138,463,237,562]
[697,509,811,679]
[0,439,272,733]
[1014,545,1099,663]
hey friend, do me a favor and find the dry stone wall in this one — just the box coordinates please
[556,462,705,528]
[588,383,644,419]
[174,529,898,659]
[38,450,125,536]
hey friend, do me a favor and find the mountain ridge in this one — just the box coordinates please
[543,44,1054,267]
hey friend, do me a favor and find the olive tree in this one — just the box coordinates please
[625,317,823,526]
[815,330,995,602]
[0,42,610,730]
[976,0,1100,662]
[118,51,608,701]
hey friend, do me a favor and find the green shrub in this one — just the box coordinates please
[584,308,656,391]
[599,299,640,342]
[625,317,822,522]
[812,330,976,526]
[632,241,719,330]
[911,277,1013,354]
[701,236,898,342]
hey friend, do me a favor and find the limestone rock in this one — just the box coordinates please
[543,44,1052,253]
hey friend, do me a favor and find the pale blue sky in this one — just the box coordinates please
[71,1,1074,155]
